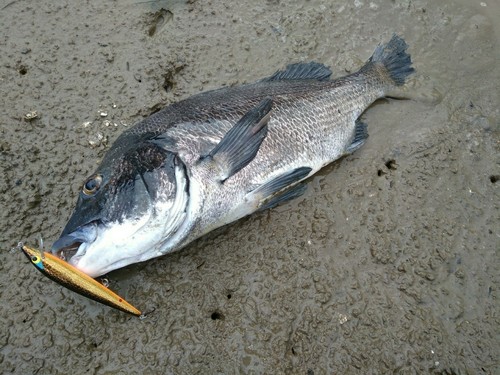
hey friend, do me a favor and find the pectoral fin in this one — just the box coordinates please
[201,98,273,182]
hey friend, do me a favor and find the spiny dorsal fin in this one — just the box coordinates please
[262,62,332,82]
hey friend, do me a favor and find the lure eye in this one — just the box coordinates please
[83,174,102,196]
[30,254,44,270]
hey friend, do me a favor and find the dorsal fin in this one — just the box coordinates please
[262,62,332,82]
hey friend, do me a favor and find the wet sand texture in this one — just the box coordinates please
[1,1,498,374]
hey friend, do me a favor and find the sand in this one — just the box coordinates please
[0,0,498,373]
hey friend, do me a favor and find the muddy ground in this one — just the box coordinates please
[0,0,498,374]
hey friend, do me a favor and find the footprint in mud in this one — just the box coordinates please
[148,8,173,37]
[400,75,444,104]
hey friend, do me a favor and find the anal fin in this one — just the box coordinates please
[251,167,312,210]
[201,98,272,182]
[346,119,368,154]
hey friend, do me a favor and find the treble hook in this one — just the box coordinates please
[38,234,45,259]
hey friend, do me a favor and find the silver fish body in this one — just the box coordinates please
[52,35,414,277]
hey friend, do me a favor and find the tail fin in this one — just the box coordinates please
[368,34,414,86]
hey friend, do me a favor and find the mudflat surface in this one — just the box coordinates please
[1,0,498,374]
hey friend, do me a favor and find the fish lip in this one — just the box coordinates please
[51,222,98,264]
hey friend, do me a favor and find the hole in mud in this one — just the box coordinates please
[227,294,232,299]
[211,311,224,320]
[489,175,499,183]
[18,66,27,75]
[385,159,397,170]
[162,64,184,93]
[163,73,175,92]
[377,169,385,177]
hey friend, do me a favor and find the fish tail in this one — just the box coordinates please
[365,34,415,86]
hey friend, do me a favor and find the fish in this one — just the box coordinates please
[51,34,415,277]
[21,245,141,316]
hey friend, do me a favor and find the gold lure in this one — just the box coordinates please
[21,245,141,316]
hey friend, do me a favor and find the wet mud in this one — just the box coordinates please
[0,0,498,374]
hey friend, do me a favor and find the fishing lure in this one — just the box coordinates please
[21,244,141,316]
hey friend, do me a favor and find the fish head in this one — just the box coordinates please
[52,141,190,277]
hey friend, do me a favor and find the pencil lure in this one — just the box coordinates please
[21,244,141,316]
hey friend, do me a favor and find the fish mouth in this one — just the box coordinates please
[52,222,98,265]
[57,242,81,262]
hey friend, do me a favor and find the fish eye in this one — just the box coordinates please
[83,174,102,196]
[31,255,41,263]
